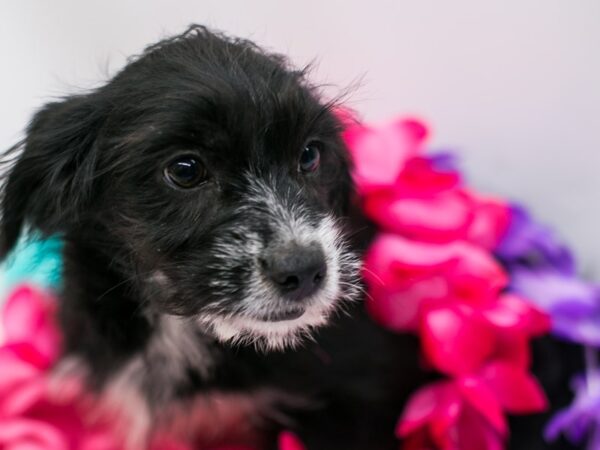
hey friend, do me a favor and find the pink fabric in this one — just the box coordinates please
[0,286,121,450]
[0,285,306,450]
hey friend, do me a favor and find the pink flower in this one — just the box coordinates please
[277,432,306,450]
[397,364,547,450]
[363,234,549,376]
[0,285,122,450]
[344,117,511,249]
[398,380,504,450]
[420,293,550,376]
[363,234,507,334]
[343,118,427,192]
[362,172,509,249]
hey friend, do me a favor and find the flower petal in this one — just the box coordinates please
[277,431,306,450]
[365,279,447,332]
[396,155,460,194]
[397,383,444,436]
[0,418,69,450]
[421,304,496,376]
[344,118,427,190]
[363,234,455,285]
[511,268,599,316]
[493,331,531,369]
[0,376,47,417]
[457,377,507,435]
[496,204,575,273]
[456,404,505,450]
[364,190,473,243]
[482,294,551,336]
[426,384,462,450]
[480,362,548,413]
[0,347,40,392]
[447,244,508,304]
[465,193,511,250]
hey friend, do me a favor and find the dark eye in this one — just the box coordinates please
[299,141,321,173]
[164,156,208,188]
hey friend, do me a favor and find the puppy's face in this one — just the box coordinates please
[1,27,359,349]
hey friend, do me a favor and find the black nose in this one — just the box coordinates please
[261,243,327,301]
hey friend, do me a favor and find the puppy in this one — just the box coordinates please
[0,25,580,450]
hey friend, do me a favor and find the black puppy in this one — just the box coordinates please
[0,26,580,450]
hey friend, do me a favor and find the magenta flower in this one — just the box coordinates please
[397,362,547,450]
[344,117,511,250]
[343,117,427,192]
[363,233,508,334]
[277,432,306,450]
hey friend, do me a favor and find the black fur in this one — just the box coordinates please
[0,25,580,449]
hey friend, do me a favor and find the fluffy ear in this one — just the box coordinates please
[0,95,104,257]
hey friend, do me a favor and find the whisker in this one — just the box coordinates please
[360,266,386,287]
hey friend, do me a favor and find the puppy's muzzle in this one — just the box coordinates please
[261,242,327,304]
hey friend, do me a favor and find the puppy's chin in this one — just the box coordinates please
[197,301,338,351]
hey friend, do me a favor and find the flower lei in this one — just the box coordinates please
[344,117,550,449]
[0,115,596,449]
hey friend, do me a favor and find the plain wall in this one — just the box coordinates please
[1,0,599,272]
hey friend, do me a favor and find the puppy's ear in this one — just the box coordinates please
[0,95,103,257]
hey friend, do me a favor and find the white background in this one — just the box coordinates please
[1,0,599,272]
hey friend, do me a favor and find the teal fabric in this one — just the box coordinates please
[0,234,63,293]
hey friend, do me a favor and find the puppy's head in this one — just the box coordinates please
[1,26,360,350]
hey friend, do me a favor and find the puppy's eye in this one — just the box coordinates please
[299,141,321,173]
[164,156,208,188]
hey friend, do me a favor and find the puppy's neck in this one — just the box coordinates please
[57,235,216,389]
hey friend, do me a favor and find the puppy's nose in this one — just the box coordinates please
[261,243,327,301]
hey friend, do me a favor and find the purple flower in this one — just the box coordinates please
[510,268,600,346]
[545,366,600,448]
[495,203,600,346]
[496,205,575,274]
[429,151,460,173]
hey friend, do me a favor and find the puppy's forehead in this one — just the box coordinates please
[105,32,341,176]
[181,75,325,142]
[145,83,329,172]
